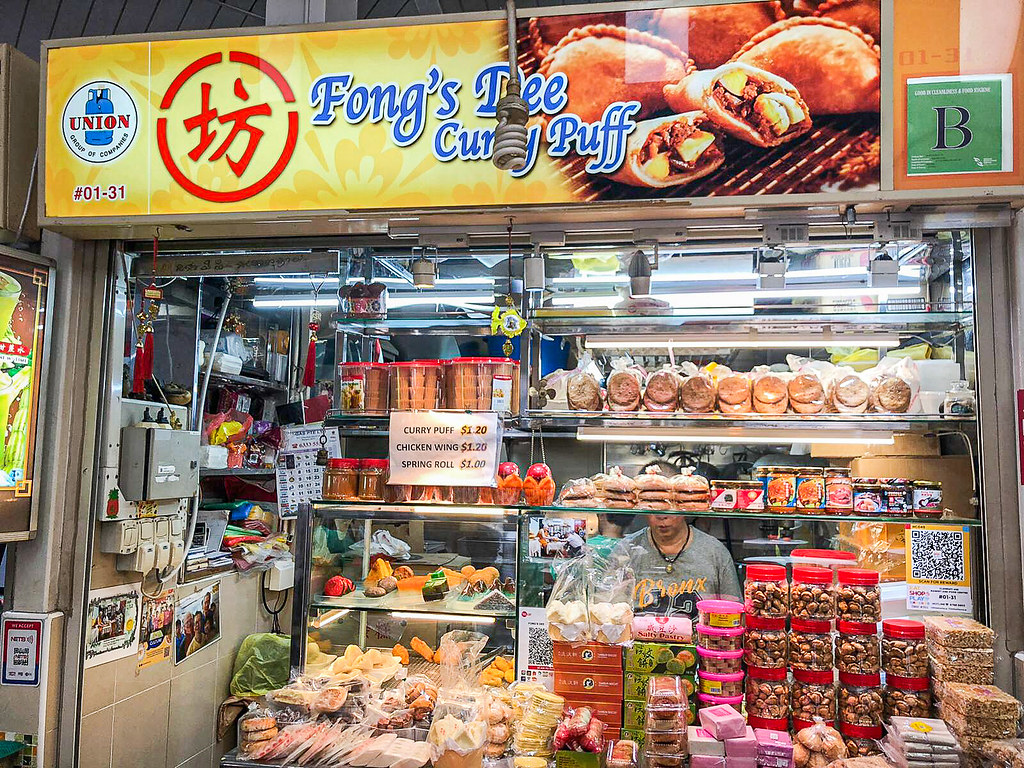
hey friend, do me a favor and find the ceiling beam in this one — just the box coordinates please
[413,0,443,13]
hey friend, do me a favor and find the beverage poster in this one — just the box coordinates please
[0,251,51,541]
[43,2,884,220]
[136,588,175,671]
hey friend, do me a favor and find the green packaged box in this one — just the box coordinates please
[624,671,696,701]
[620,728,645,747]
[623,697,697,730]
[624,642,697,674]
[555,751,600,768]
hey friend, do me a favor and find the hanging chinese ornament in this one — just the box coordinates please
[491,297,526,357]
[131,237,163,396]
[302,309,320,388]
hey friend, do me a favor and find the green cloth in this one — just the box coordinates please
[229,633,291,697]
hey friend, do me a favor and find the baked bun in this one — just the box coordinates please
[753,374,789,414]
[643,369,681,412]
[788,373,825,414]
[831,374,869,413]
[594,467,638,508]
[679,375,716,413]
[871,376,911,413]
[567,372,602,411]
[558,477,598,506]
[718,374,752,414]
[670,472,710,494]
[636,499,674,511]
[635,466,672,493]
[607,370,642,411]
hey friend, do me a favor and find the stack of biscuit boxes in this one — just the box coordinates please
[621,641,698,745]
[552,642,624,741]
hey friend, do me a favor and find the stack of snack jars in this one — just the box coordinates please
[838,671,884,730]
[695,599,745,713]
[836,569,882,623]
[744,564,789,620]
[791,667,835,731]
[790,565,835,621]
[746,665,789,731]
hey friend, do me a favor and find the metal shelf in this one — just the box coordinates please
[311,589,516,618]
[309,500,982,527]
[200,467,276,477]
[209,371,288,393]
[325,413,532,438]
[334,316,498,336]
[518,411,975,434]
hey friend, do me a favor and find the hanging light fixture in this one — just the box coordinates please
[627,249,652,297]
[411,246,436,288]
[524,244,546,292]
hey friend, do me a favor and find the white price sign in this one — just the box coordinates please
[387,410,501,487]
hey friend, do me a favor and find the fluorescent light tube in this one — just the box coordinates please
[390,612,496,624]
[576,427,895,446]
[584,333,902,350]
[252,297,338,308]
[313,609,351,628]
[389,293,494,308]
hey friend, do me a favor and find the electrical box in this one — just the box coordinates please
[118,427,200,501]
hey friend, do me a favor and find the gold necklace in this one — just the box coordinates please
[651,525,692,574]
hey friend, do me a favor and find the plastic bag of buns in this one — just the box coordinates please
[566,351,604,412]
[715,365,753,414]
[794,720,848,768]
[786,356,829,415]
[605,357,645,412]
[643,364,682,412]
[588,562,635,645]
[679,364,717,414]
[827,366,871,414]
[546,555,591,643]
[863,356,921,414]
[750,366,791,415]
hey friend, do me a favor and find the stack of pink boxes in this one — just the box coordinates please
[686,705,795,768]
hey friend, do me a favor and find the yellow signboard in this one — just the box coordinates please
[44,5,891,220]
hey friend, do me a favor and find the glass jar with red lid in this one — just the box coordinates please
[791,565,835,620]
[744,563,789,618]
[825,467,854,515]
[881,619,928,678]
[838,671,883,728]
[358,459,388,500]
[746,666,789,725]
[338,361,390,414]
[836,621,880,674]
[836,568,881,622]
[883,674,932,720]
[744,615,787,669]
[323,458,358,500]
[789,617,834,671]
[791,667,836,728]
[839,723,884,757]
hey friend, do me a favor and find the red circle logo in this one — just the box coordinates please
[157,51,298,203]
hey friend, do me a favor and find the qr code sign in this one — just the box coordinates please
[528,625,553,667]
[910,527,966,583]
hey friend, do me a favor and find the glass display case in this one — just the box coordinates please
[290,229,985,680]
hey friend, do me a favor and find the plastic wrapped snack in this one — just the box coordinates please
[643,365,682,412]
[606,358,645,412]
[679,368,717,413]
[588,563,635,644]
[865,357,919,414]
[971,738,1024,767]
[546,556,590,642]
[566,352,604,412]
[717,371,753,414]
[941,684,1021,721]
[513,688,565,757]
[635,465,674,511]
[922,616,996,649]
[237,707,280,759]
[606,739,640,768]
[594,466,638,509]
[793,719,848,767]
[751,368,790,414]
[557,476,601,508]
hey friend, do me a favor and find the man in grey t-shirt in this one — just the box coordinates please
[605,515,741,619]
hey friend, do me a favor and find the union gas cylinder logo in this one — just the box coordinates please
[61,81,138,163]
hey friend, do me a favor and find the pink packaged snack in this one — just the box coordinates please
[688,727,725,757]
[725,725,758,758]
[689,757,727,768]
[697,693,743,714]
[696,598,744,628]
[696,623,744,652]
[698,702,746,740]
[697,645,744,675]
[632,615,693,643]
[698,670,745,698]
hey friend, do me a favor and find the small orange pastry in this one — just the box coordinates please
[523,463,556,506]
[392,644,409,665]
[410,636,434,661]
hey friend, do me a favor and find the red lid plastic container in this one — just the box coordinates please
[792,549,858,562]
[793,565,833,584]
[794,719,834,732]
[745,615,787,631]
[791,617,832,634]
[886,674,930,690]
[328,458,358,469]
[839,671,881,687]
[838,723,884,739]
[838,568,880,585]
[748,715,789,731]
[359,459,389,470]
[747,564,787,581]
[838,621,878,636]
[747,666,787,681]
[882,619,925,639]
[792,668,834,685]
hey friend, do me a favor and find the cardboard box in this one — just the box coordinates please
[624,642,698,674]
[554,669,624,698]
[851,455,976,518]
[623,698,697,730]
[553,641,624,670]
[812,433,940,459]
[624,671,696,701]
[620,728,645,747]
[555,751,600,768]
[560,694,623,727]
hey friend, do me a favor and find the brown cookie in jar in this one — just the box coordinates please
[789,618,834,671]
[881,619,928,678]
[835,621,880,674]
[883,675,932,720]
[744,564,789,618]
[836,568,881,622]
[839,723,883,758]
[744,615,787,669]
[791,565,836,620]
[745,666,790,721]
[838,671,883,728]
[791,667,836,723]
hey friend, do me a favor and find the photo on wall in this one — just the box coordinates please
[84,583,141,668]
[528,517,587,559]
[137,588,175,671]
[174,581,221,665]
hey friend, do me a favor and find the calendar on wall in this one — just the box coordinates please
[276,424,342,519]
